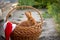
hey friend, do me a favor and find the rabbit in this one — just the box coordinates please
[18,11,37,27]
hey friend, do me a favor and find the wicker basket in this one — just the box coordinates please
[6,6,43,40]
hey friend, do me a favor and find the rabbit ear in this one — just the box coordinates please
[25,11,31,17]
[28,11,32,15]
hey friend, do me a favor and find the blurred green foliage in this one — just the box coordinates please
[42,11,52,18]
[47,3,60,23]
[18,0,59,8]
[18,0,35,6]
[33,0,58,8]
[47,1,60,34]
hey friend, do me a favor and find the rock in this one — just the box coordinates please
[0,9,2,16]
[0,36,5,40]
[0,9,3,20]
[39,36,60,40]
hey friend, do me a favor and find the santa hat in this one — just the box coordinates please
[3,21,16,40]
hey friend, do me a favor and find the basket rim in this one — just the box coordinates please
[5,6,43,26]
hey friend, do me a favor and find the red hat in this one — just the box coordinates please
[3,21,16,40]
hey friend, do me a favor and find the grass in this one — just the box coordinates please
[56,24,60,35]
[42,11,52,18]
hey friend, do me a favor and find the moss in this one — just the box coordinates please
[42,11,52,18]
[56,24,60,35]
[19,16,23,18]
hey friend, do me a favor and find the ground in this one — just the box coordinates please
[39,18,60,40]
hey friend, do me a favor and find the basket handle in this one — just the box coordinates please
[6,6,43,25]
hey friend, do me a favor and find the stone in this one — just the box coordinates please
[0,9,3,20]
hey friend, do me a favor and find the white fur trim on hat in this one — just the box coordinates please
[3,21,16,31]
